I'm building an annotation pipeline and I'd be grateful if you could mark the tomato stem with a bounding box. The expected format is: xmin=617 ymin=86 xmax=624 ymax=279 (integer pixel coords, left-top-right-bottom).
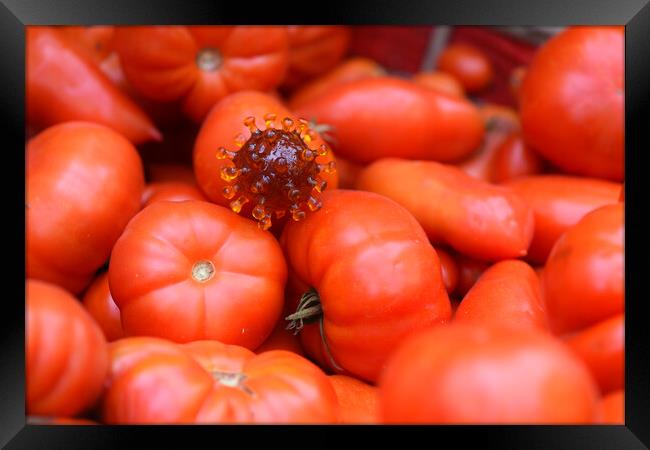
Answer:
xmin=285 ymin=288 xmax=322 ymax=335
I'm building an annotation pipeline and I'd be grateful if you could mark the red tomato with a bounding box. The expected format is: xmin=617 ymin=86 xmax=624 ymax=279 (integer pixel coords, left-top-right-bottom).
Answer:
xmin=295 ymin=77 xmax=484 ymax=164
xmin=141 ymin=181 xmax=207 ymax=208
xmin=282 ymin=26 xmax=352 ymax=89
xmin=509 ymin=66 xmax=527 ymax=101
xmin=281 ymin=190 xmax=451 ymax=382
xmin=255 ymin=316 xmax=305 ymax=357
xmin=108 ymin=200 xmax=286 ymax=348
xmin=597 ymin=390 xmax=624 ymax=424
xmin=58 ymin=26 xmax=115 ymax=64
xmin=82 ymin=272 xmax=124 ymax=342
xmin=113 ymin=26 xmax=289 ymax=123
xmin=356 ymin=158 xmax=534 ymax=261
xmin=504 ymin=175 xmax=621 ymax=264
xmin=146 ymin=163 xmax=197 ymax=185
xmin=519 ymin=27 xmax=624 ymax=180
xmin=542 ymin=204 xmax=624 ymax=334
xmin=435 ymin=247 xmax=459 ymax=295
xmin=437 ymin=43 xmax=494 ymax=93
xmin=329 ymin=375 xmax=379 ymax=424
xmin=27 ymin=27 xmax=160 ymax=144
xmin=102 ymin=338 xmax=338 ymax=423
xmin=379 ymin=324 xmax=599 ymax=423
xmin=288 ymin=57 xmax=385 ymax=110
xmin=453 ymin=254 xmax=490 ymax=298
xmin=27 ymin=122 xmax=145 ymax=294
xmin=454 ymin=260 xmax=548 ymax=330
xmin=27 ymin=280 xmax=109 ymax=417
xmin=332 ymin=153 xmax=364 ymax=190
xmin=489 ymin=133 xmax=544 ymax=183
xmin=565 ymin=314 xmax=624 ymax=394
xmin=412 ymin=71 xmax=465 ymax=98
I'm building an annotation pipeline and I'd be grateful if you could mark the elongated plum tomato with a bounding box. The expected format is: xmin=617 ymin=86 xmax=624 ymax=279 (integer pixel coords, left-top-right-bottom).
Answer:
xmin=82 ymin=272 xmax=124 ymax=342
xmin=193 ymin=91 xmax=338 ymax=231
xmin=519 ymin=27 xmax=624 ymax=180
xmin=102 ymin=337 xmax=338 ymax=423
xmin=356 ymin=158 xmax=534 ymax=261
xmin=543 ymin=203 xmax=624 ymax=334
xmin=295 ymin=77 xmax=484 ymax=164
xmin=26 ymin=122 xmax=145 ymax=294
xmin=108 ymin=200 xmax=286 ymax=348
xmin=329 ymin=375 xmax=379 ymax=424
xmin=27 ymin=280 xmax=109 ymax=417
xmin=379 ymin=324 xmax=599 ymax=424
xmin=113 ymin=26 xmax=289 ymax=123
xmin=281 ymin=190 xmax=451 ymax=383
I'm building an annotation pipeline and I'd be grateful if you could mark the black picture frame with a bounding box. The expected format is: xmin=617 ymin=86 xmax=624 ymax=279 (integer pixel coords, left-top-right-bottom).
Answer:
xmin=3 ymin=0 xmax=648 ymax=448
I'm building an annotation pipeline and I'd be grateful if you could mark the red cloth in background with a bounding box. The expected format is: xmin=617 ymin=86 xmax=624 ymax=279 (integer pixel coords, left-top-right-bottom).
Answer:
xmin=350 ymin=26 xmax=539 ymax=107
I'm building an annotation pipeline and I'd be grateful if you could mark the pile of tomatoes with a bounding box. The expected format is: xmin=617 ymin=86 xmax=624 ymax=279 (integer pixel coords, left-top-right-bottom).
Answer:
xmin=25 ymin=25 xmax=624 ymax=424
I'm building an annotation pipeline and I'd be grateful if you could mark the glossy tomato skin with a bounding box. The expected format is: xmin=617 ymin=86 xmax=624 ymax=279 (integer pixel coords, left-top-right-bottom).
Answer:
xmin=329 ymin=375 xmax=379 ymax=424
xmin=356 ymin=158 xmax=534 ymax=261
xmin=141 ymin=181 xmax=207 ymax=208
xmin=597 ymin=390 xmax=624 ymax=424
xmin=295 ymin=77 xmax=484 ymax=164
xmin=454 ymin=260 xmax=548 ymax=330
xmin=489 ymin=133 xmax=544 ymax=183
xmin=519 ymin=27 xmax=624 ymax=180
xmin=282 ymin=26 xmax=352 ymax=89
xmin=27 ymin=122 xmax=145 ymax=294
xmin=542 ymin=204 xmax=624 ymax=334
xmin=113 ymin=26 xmax=289 ymax=123
xmin=379 ymin=324 xmax=600 ymax=424
xmin=565 ymin=314 xmax=624 ymax=394
xmin=27 ymin=280 xmax=109 ymax=417
xmin=108 ymin=200 xmax=286 ymax=348
xmin=437 ymin=43 xmax=494 ymax=93
xmin=102 ymin=337 xmax=338 ymax=423
xmin=435 ymin=247 xmax=459 ymax=295
xmin=281 ymin=190 xmax=451 ymax=382
xmin=58 ymin=26 xmax=115 ymax=64
xmin=412 ymin=71 xmax=465 ymax=98
xmin=504 ymin=175 xmax=621 ymax=264
xmin=82 ymin=272 xmax=124 ymax=342
xmin=27 ymin=27 xmax=160 ymax=144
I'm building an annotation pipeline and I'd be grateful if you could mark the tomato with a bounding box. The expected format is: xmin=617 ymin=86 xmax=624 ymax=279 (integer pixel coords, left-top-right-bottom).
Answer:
xmin=113 ymin=26 xmax=289 ymax=123
xmin=58 ymin=26 xmax=115 ymax=65
xmin=82 ymin=272 xmax=124 ymax=342
xmin=503 ymin=175 xmax=621 ymax=264
xmin=255 ymin=312 xmax=305 ymax=357
xmin=27 ymin=27 xmax=160 ymax=144
xmin=295 ymin=77 xmax=484 ymax=164
xmin=102 ymin=337 xmax=338 ymax=423
xmin=329 ymin=375 xmax=379 ymax=424
xmin=356 ymin=158 xmax=534 ymax=261
xmin=454 ymin=260 xmax=548 ymax=330
xmin=509 ymin=66 xmax=527 ymax=101
xmin=379 ymin=323 xmax=599 ymax=423
xmin=453 ymin=254 xmax=490 ymax=298
xmin=141 ymin=181 xmax=207 ymax=208
xmin=193 ymin=90 xmax=338 ymax=220
xmin=565 ymin=314 xmax=624 ymax=394
xmin=435 ymin=247 xmax=459 ymax=295
xmin=146 ymin=163 xmax=197 ymax=185
xmin=282 ymin=26 xmax=352 ymax=89
xmin=281 ymin=190 xmax=451 ymax=382
xmin=489 ymin=133 xmax=544 ymax=183
xmin=519 ymin=27 xmax=624 ymax=180
xmin=108 ymin=200 xmax=286 ymax=348
xmin=542 ymin=203 xmax=624 ymax=334
xmin=288 ymin=57 xmax=385 ymax=110
xmin=478 ymin=103 xmax=520 ymax=133
xmin=412 ymin=71 xmax=465 ymax=98
xmin=27 ymin=280 xmax=109 ymax=417
xmin=437 ymin=43 xmax=494 ymax=93
xmin=27 ymin=122 xmax=145 ymax=294
xmin=332 ymin=153 xmax=364 ymax=190
xmin=597 ymin=390 xmax=624 ymax=424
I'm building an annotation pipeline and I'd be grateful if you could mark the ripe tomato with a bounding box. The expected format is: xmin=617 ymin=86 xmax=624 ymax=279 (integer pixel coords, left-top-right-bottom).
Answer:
xmin=435 ymin=247 xmax=459 ymax=295
xmin=437 ymin=43 xmax=494 ymax=93
xmin=412 ymin=71 xmax=465 ymax=98
xmin=255 ymin=313 xmax=305 ymax=357
xmin=519 ymin=27 xmax=624 ymax=180
xmin=27 ymin=280 xmax=109 ymax=417
xmin=282 ymin=26 xmax=352 ymax=89
xmin=58 ymin=26 xmax=115 ymax=65
xmin=542 ymin=203 xmax=624 ymax=334
xmin=503 ymin=175 xmax=621 ymax=264
xmin=27 ymin=27 xmax=160 ymax=144
xmin=331 ymin=153 xmax=364 ymax=190
xmin=108 ymin=200 xmax=286 ymax=348
xmin=27 ymin=122 xmax=145 ymax=294
xmin=478 ymin=103 xmax=520 ymax=133
xmin=82 ymin=272 xmax=124 ymax=342
xmin=597 ymin=390 xmax=624 ymax=424
xmin=356 ymin=158 xmax=534 ymax=261
xmin=113 ymin=26 xmax=289 ymax=123
xmin=295 ymin=77 xmax=484 ymax=164
xmin=281 ymin=190 xmax=451 ymax=382
xmin=102 ymin=337 xmax=338 ymax=423
xmin=565 ymin=314 xmax=624 ymax=394
xmin=379 ymin=324 xmax=599 ymax=423
xmin=489 ymin=133 xmax=544 ymax=183
xmin=141 ymin=181 xmax=207 ymax=208
xmin=453 ymin=254 xmax=490 ymax=298
xmin=288 ymin=57 xmax=385 ymax=109
xmin=329 ymin=375 xmax=379 ymax=424
xmin=454 ymin=260 xmax=548 ymax=330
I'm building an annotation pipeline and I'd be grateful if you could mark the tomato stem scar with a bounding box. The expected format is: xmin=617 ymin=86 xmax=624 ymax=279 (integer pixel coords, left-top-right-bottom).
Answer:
xmin=192 ymin=260 xmax=215 ymax=282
